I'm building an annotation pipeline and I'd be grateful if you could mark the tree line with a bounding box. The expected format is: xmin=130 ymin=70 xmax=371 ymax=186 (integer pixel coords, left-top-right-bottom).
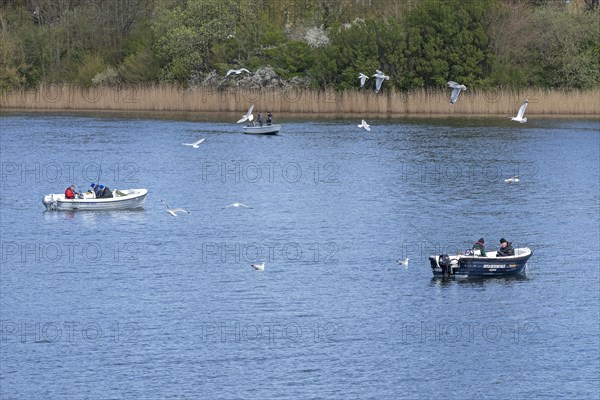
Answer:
xmin=1 ymin=0 xmax=598 ymax=91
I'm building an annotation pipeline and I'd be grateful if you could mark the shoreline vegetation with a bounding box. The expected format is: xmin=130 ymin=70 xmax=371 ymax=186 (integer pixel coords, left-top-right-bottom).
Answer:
xmin=2 ymin=1 xmax=599 ymax=121
xmin=1 ymin=85 xmax=599 ymax=117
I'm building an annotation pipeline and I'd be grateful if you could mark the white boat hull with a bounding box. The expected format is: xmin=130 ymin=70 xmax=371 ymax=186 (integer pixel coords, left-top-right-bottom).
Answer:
xmin=43 ymin=189 xmax=148 ymax=211
xmin=243 ymin=124 xmax=281 ymax=135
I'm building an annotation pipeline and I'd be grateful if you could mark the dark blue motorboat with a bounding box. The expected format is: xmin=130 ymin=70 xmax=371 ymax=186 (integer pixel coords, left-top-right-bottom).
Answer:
xmin=429 ymin=248 xmax=533 ymax=278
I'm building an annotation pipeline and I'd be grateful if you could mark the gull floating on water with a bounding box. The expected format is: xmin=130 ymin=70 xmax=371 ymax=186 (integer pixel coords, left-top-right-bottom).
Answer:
xmin=236 ymin=104 xmax=254 ymax=124
xmin=358 ymin=73 xmax=369 ymax=88
xmin=226 ymin=68 xmax=250 ymax=76
xmin=358 ymin=119 xmax=371 ymax=131
xmin=181 ymin=138 xmax=205 ymax=148
xmin=161 ymin=200 xmax=190 ymax=217
xmin=251 ymin=262 xmax=265 ymax=271
xmin=447 ymin=81 xmax=467 ymax=105
xmin=373 ymin=70 xmax=389 ymax=93
xmin=504 ymin=176 xmax=520 ymax=183
xmin=223 ymin=202 xmax=252 ymax=209
xmin=511 ymin=100 xmax=528 ymax=123
xmin=396 ymin=258 xmax=409 ymax=268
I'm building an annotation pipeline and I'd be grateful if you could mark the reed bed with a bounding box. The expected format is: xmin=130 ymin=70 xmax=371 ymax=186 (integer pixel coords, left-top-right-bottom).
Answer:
xmin=1 ymin=84 xmax=599 ymax=116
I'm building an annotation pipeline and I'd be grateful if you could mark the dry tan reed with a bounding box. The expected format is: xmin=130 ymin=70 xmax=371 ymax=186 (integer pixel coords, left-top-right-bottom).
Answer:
xmin=1 ymin=84 xmax=598 ymax=116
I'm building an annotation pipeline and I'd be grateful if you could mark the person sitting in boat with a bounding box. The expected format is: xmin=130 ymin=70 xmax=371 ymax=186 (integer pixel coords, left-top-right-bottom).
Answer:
xmin=257 ymin=112 xmax=263 ymax=127
xmin=266 ymin=111 xmax=272 ymax=125
xmin=65 ymin=185 xmax=77 ymax=199
xmin=98 ymin=184 xmax=113 ymax=198
xmin=472 ymin=238 xmax=486 ymax=257
xmin=496 ymin=238 xmax=514 ymax=257
xmin=90 ymin=182 xmax=102 ymax=198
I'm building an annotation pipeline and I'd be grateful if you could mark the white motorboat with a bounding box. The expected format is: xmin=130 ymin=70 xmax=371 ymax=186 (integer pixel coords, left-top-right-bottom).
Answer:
xmin=43 ymin=188 xmax=148 ymax=211
xmin=243 ymin=124 xmax=281 ymax=135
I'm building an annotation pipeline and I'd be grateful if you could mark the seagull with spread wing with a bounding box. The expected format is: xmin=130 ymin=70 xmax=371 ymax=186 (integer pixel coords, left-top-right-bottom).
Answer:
xmin=358 ymin=73 xmax=369 ymax=88
xmin=447 ymin=81 xmax=467 ymax=105
xmin=511 ymin=100 xmax=528 ymax=123
xmin=226 ymin=68 xmax=250 ymax=77
xmin=373 ymin=70 xmax=390 ymax=93
xmin=181 ymin=138 xmax=205 ymax=148
xmin=223 ymin=202 xmax=252 ymax=209
xmin=236 ymin=105 xmax=255 ymax=124
xmin=358 ymin=119 xmax=371 ymax=131
xmin=161 ymin=200 xmax=190 ymax=217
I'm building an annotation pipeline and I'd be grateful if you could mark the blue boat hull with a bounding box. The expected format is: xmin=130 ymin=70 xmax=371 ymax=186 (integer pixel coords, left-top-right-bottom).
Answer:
xmin=430 ymin=248 xmax=533 ymax=278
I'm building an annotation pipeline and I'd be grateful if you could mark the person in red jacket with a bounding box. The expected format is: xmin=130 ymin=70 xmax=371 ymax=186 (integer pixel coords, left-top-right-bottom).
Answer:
xmin=65 ymin=185 xmax=77 ymax=199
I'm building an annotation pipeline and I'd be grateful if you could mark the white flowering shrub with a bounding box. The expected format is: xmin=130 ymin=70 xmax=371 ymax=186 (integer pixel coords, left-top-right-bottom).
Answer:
xmin=92 ymin=67 xmax=120 ymax=86
xmin=304 ymin=25 xmax=330 ymax=48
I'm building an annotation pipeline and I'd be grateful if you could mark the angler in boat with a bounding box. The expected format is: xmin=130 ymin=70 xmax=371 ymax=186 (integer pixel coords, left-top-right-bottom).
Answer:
xmin=430 ymin=237 xmax=532 ymax=278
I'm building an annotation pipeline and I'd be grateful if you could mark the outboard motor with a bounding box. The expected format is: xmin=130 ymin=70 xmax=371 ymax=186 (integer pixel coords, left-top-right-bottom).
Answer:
xmin=439 ymin=254 xmax=452 ymax=275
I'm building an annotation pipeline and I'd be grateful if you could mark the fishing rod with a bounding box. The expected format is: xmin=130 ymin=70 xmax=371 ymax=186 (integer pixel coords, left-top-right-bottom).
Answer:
xmin=408 ymin=222 xmax=439 ymax=252
xmin=408 ymin=222 xmax=462 ymax=256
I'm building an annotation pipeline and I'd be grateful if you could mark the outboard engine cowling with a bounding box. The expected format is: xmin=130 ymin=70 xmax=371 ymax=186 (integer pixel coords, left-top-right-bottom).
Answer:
xmin=439 ymin=254 xmax=452 ymax=275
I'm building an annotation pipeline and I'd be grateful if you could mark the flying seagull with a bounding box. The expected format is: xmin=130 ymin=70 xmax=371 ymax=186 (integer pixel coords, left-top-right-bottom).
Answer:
xmin=223 ymin=202 xmax=252 ymax=209
xmin=504 ymin=176 xmax=520 ymax=183
xmin=358 ymin=73 xmax=369 ymax=88
xmin=358 ymin=119 xmax=371 ymax=131
xmin=447 ymin=81 xmax=467 ymax=105
xmin=236 ymin=104 xmax=254 ymax=124
xmin=396 ymin=258 xmax=409 ymax=268
xmin=181 ymin=138 xmax=205 ymax=148
xmin=251 ymin=262 xmax=265 ymax=271
xmin=373 ymin=70 xmax=390 ymax=93
xmin=226 ymin=68 xmax=250 ymax=76
xmin=161 ymin=200 xmax=190 ymax=217
xmin=511 ymin=100 xmax=528 ymax=123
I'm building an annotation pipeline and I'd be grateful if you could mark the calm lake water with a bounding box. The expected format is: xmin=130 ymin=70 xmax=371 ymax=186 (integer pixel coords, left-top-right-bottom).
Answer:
xmin=1 ymin=113 xmax=599 ymax=399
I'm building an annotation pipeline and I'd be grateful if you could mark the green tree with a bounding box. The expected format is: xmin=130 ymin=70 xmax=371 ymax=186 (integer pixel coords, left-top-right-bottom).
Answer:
xmin=264 ymin=41 xmax=315 ymax=79
xmin=531 ymin=5 xmax=600 ymax=88
xmin=210 ymin=9 xmax=285 ymax=72
xmin=404 ymin=0 xmax=493 ymax=88
xmin=0 ymin=6 xmax=29 ymax=88
xmin=483 ymin=1 xmax=538 ymax=87
xmin=311 ymin=19 xmax=406 ymax=90
xmin=152 ymin=0 xmax=252 ymax=82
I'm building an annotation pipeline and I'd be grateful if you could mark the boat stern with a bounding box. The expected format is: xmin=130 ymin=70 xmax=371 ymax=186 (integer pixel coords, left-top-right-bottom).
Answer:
xmin=42 ymin=194 xmax=57 ymax=211
xmin=430 ymin=254 xmax=460 ymax=276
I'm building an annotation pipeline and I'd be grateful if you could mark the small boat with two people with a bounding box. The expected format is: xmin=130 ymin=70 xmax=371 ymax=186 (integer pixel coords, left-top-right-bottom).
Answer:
xmin=429 ymin=239 xmax=533 ymax=278
xmin=43 ymin=187 xmax=148 ymax=211
xmin=429 ymin=248 xmax=533 ymax=278
xmin=237 ymin=105 xmax=281 ymax=135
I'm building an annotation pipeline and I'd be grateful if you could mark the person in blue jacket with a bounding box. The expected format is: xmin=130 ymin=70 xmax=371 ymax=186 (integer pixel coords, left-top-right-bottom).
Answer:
xmin=90 ymin=182 xmax=102 ymax=198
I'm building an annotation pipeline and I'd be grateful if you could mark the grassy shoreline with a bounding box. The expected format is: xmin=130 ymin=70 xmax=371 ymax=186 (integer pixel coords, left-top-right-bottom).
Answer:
xmin=2 ymin=109 xmax=599 ymax=122
xmin=1 ymin=84 xmax=599 ymax=117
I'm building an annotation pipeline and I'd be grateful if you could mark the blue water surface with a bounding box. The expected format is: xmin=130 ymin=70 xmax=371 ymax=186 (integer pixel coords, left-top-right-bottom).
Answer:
xmin=1 ymin=113 xmax=598 ymax=399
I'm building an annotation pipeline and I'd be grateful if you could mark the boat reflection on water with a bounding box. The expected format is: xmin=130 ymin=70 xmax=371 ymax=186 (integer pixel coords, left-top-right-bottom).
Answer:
xmin=43 ymin=208 xmax=147 ymax=225
xmin=430 ymin=273 xmax=530 ymax=287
